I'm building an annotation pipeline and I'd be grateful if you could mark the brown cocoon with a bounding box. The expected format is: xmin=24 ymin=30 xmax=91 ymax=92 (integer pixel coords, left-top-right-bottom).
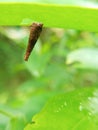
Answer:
xmin=24 ymin=22 xmax=43 ymax=61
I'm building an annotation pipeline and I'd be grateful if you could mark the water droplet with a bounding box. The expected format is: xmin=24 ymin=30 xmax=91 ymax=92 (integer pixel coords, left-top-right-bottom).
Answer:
xmin=79 ymin=103 xmax=83 ymax=111
xmin=88 ymin=112 xmax=92 ymax=116
xmin=64 ymin=102 xmax=67 ymax=106
xmin=54 ymin=110 xmax=59 ymax=113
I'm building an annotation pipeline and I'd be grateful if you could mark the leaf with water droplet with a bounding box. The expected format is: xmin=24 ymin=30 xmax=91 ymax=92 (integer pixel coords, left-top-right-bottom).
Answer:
xmin=25 ymin=87 xmax=98 ymax=130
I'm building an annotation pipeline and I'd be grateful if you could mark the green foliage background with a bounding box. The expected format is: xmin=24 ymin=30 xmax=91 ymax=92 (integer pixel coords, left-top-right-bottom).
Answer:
xmin=1 ymin=0 xmax=98 ymax=130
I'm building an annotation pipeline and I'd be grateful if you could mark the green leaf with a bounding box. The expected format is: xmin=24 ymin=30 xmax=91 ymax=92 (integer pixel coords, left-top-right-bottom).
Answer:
xmin=0 ymin=2 xmax=98 ymax=32
xmin=66 ymin=48 xmax=98 ymax=69
xmin=25 ymin=87 xmax=98 ymax=130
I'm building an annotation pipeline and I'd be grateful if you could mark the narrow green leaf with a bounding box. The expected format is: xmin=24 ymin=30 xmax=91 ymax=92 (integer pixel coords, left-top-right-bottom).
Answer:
xmin=25 ymin=87 xmax=98 ymax=130
xmin=0 ymin=3 xmax=98 ymax=32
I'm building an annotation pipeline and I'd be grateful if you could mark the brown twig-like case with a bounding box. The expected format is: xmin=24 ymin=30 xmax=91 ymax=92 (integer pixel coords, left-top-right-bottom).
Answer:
xmin=24 ymin=22 xmax=43 ymax=61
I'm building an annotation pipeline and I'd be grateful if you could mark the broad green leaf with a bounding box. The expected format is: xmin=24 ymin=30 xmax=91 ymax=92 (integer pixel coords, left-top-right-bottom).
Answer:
xmin=0 ymin=2 xmax=98 ymax=32
xmin=25 ymin=87 xmax=98 ymax=130
xmin=66 ymin=48 xmax=98 ymax=69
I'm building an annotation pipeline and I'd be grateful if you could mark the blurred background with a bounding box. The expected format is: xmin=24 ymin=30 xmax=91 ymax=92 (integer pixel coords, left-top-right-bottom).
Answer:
xmin=1 ymin=0 xmax=98 ymax=129
xmin=1 ymin=26 xmax=98 ymax=130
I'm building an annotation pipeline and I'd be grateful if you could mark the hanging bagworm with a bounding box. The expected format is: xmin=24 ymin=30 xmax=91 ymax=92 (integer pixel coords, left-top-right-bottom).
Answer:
xmin=24 ymin=22 xmax=43 ymax=61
